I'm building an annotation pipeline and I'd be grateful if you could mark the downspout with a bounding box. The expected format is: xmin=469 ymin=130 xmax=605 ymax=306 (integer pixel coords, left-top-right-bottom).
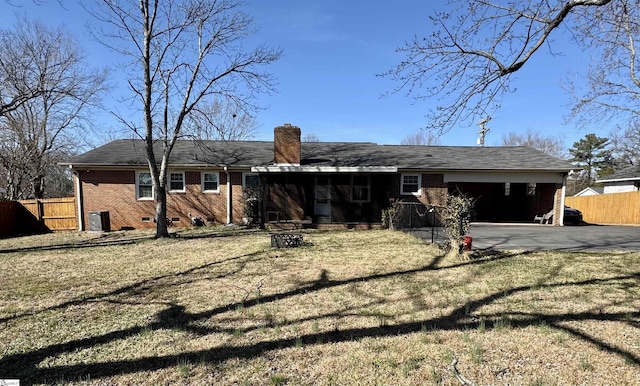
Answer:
xmin=70 ymin=166 xmax=84 ymax=231
xmin=225 ymin=166 xmax=232 ymax=224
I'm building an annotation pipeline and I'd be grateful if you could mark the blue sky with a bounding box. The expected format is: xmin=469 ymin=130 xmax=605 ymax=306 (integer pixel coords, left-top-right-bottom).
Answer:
xmin=3 ymin=0 xmax=610 ymax=151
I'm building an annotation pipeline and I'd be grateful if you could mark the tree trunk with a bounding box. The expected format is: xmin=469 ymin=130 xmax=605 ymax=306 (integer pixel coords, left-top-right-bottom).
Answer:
xmin=155 ymin=185 xmax=169 ymax=238
xmin=32 ymin=175 xmax=45 ymax=199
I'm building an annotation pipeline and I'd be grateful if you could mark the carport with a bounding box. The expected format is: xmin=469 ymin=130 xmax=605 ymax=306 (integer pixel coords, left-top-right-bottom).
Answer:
xmin=444 ymin=171 xmax=565 ymax=224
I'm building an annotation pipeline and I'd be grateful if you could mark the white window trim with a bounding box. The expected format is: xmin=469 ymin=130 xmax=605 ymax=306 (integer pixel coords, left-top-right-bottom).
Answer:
xmin=350 ymin=175 xmax=371 ymax=203
xmin=201 ymin=171 xmax=220 ymax=193
xmin=136 ymin=170 xmax=154 ymax=201
xmin=400 ymin=173 xmax=422 ymax=196
xmin=169 ymin=171 xmax=186 ymax=193
xmin=243 ymin=172 xmax=260 ymax=190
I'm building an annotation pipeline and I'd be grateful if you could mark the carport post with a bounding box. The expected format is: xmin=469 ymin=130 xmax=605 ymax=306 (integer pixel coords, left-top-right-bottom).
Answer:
xmin=559 ymin=174 xmax=567 ymax=226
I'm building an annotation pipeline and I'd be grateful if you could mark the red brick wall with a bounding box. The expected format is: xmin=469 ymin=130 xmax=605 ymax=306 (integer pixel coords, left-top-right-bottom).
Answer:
xmin=421 ymin=174 xmax=447 ymax=206
xmin=274 ymin=124 xmax=301 ymax=164
xmin=387 ymin=173 xmax=446 ymax=206
xmin=78 ymin=169 xmax=246 ymax=230
xmin=553 ymin=184 xmax=563 ymax=226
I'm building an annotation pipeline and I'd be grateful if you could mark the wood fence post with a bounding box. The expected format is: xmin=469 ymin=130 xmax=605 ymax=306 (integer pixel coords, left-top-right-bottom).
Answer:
xmin=37 ymin=199 xmax=44 ymax=222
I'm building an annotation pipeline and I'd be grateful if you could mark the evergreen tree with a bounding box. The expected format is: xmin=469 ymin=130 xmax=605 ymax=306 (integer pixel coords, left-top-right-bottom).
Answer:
xmin=568 ymin=134 xmax=614 ymax=192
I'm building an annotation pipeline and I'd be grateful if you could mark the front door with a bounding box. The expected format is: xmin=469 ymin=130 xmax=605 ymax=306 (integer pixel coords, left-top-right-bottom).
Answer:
xmin=314 ymin=176 xmax=331 ymax=220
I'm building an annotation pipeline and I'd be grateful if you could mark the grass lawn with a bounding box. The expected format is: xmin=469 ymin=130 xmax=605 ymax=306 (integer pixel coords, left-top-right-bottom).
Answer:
xmin=0 ymin=228 xmax=638 ymax=385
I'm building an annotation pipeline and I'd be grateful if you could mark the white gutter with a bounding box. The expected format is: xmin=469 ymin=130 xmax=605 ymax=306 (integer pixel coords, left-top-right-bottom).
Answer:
xmin=251 ymin=166 xmax=398 ymax=173
xmin=224 ymin=166 xmax=232 ymax=224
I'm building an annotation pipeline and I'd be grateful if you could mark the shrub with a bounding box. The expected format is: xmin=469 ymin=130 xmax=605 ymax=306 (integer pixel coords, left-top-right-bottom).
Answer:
xmin=242 ymin=187 xmax=260 ymax=225
xmin=440 ymin=193 xmax=475 ymax=253
xmin=381 ymin=201 xmax=400 ymax=230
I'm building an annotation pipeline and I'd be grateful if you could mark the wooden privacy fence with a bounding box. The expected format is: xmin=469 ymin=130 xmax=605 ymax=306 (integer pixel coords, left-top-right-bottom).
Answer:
xmin=0 ymin=197 xmax=77 ymax=237
xmin=0 ymin=201 xmax=18 ymax=238
xmin=566 ymin=191 xmax=640 ymax=225
xmin=19 ymin=197 xmax=78 ymax=231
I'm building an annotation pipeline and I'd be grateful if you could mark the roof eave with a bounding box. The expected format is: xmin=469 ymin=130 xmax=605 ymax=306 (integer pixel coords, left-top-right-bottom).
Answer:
xmin=398 ymin=168 xmax=574 ymax=173
xmin=62 ymin=162 xmax=253 ymax=170
xmin=596 ymin=176 xmax=640 ymax=183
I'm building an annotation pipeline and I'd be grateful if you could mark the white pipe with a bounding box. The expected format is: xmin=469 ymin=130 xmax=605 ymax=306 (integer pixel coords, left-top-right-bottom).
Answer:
xmin=225 ymin=166 xmax=232 ymax=224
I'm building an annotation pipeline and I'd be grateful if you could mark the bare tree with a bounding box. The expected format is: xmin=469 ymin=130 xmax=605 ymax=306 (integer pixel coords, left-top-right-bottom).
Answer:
xmin=565 ymin=1 xmax=640 ymax=127
xmin=610 ymin=123 xmax=640 ymax=166
xmin=5 ymin=0 xmax=64 ymax=5
xmin=401 ymin=130 xmax=440 ymax=146
xmin=384 ymin=0 xmax=615 ymax=133
xmin=89 ymin=0 xmax=281 ymax=238
xmin=501 ymin=129 xmax=566 ymax=158
xmin=185 ymin=98 xmax=257 ymax=141
xmin=0 ymin=19 xmax=106 ymax=199
xmin=302 ymin=133 xmax=320 ymax=142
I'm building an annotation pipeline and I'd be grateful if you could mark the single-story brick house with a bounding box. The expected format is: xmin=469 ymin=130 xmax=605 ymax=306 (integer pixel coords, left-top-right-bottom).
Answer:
xmin=62 ymin=124 xmax=575 ymax=230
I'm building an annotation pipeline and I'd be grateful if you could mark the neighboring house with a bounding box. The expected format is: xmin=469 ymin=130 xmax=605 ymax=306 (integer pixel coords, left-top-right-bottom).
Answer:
xmin=574 ymin=186 xmax=604 ymax=196
xmin=596 ymin=165 xmax=640 ymax=194
xmin=62 ymin=124 xmax=575 ymax=230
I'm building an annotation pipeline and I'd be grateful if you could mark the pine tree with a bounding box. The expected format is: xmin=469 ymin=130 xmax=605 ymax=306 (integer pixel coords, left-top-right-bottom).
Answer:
xmin=568 ymin=134 xmax=614 ymax=191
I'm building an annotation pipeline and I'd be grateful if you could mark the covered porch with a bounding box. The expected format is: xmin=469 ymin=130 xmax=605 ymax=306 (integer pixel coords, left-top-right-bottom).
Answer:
xmin=251 ymin=168 xmax=400 ymax=227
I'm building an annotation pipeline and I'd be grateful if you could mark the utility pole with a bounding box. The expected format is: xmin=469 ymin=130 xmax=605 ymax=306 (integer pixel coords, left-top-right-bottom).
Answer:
xmin=477 ymin=116 xmax=491 ymax=146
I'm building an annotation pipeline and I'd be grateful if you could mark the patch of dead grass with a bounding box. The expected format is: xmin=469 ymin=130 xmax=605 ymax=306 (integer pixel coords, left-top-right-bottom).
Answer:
xmin=0 ymin=228 xmax=638 ymax=385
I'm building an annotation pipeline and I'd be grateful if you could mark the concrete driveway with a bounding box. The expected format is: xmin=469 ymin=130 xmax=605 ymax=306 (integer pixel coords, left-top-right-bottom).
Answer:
xmin=467 ymin=223 xmax=640 ymax=251
xmin=411 ymin=223 xmax=640 ymax=251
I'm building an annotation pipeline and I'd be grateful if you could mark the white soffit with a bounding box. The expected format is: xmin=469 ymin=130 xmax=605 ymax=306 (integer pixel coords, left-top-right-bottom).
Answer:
xmin=444 ymin=171 xmax=564 ymax=184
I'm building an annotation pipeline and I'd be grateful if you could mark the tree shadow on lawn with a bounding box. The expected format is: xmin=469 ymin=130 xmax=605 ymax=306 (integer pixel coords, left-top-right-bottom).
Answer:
xmin=0 ymin=247 xmax=268 ymax=325
xmin=0 ymin=227 xmax=262 ymax=254
xmin=1 ymin=250 xmax=638 ymax=383
xmin=0 ymin=233 xmax=152 ymax=254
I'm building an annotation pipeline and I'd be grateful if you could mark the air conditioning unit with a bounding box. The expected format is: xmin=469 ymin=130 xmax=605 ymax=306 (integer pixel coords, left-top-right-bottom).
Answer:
xmin=89 ymin=211 xmax=111 ymax=232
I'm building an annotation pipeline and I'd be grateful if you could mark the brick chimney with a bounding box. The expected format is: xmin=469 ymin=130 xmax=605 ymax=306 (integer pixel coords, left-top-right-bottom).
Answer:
xmin=274 ymin=123 xmax=301 ymax=165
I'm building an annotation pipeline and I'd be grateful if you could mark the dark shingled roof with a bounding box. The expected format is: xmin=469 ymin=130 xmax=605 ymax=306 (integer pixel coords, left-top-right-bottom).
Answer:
xmin=64 ymin=139 xmax=574 ymax=172
xmin=597 ymin=165 xmax=640 ymax=182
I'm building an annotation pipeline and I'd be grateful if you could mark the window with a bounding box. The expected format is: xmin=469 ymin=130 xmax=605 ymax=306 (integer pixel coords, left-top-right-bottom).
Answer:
xmin=401 ymin=174 xmax=421 ymax=195
xmin=244 ymin=173 xmax=260 ymax=190
xmin=202 ymin=172 xmax=220 ymax=193
xmin=351 ymin=175 xmax=370 ymax=202
xmin=137 ymin=171 xmax=153 ymax=200
xmin=169 ymin=172 xmax=185 ymax=192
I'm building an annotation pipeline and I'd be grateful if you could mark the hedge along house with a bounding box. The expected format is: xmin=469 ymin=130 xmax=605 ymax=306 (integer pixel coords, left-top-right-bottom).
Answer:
xmin=63 ymin=124 xmax=576 ymax=231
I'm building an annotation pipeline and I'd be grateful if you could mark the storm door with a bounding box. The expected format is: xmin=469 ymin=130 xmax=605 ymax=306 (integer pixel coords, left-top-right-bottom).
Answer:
xmin=314 ymin=176 xmax=331 ymax=219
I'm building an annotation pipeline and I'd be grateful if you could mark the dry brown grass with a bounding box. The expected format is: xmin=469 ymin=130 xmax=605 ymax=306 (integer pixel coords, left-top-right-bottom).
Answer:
xmin=0 ymin=228 xmax=638 ymax=385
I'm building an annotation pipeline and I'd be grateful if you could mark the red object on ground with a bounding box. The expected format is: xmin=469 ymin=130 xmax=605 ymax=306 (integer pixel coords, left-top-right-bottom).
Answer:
xmin=463 ymin=235 xmax=473 ymax=251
